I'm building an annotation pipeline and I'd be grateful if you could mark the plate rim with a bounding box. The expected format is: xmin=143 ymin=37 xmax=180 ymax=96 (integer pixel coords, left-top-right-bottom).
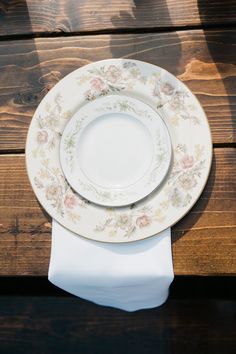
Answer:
xmin=25 ymin=58 xmax=213 ymax=243
xmin=59 ymin=93 xmax=173 ymax=207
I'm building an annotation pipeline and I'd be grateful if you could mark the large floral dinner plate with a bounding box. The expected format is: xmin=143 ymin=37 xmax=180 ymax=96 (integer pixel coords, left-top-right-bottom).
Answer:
xmin=26 ymin=59 xmax=212 ymax=243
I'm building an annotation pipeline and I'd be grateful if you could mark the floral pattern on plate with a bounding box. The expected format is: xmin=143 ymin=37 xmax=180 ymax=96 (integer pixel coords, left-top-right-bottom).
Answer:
xmin=78 ymin=62 xmax=201 ymax=127
xmin=94 ymin=144 xmax=205 ymax=237
xmin=30 ymin=94 xmax=88 ymax=222
xmin=78 ymin=63 xmax=145 ymax=101
xmin=32 ymin=94 xmax=73 ymax=159
xmin=34 ymin=159 xmax=87 ymax=223
xmin=26 ymin=59 xmax=212 ymax=242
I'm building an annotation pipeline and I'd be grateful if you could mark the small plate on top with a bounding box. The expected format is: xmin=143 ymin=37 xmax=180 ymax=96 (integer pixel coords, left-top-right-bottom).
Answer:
xmin=60 ymin=95 xmax=172 ymax=207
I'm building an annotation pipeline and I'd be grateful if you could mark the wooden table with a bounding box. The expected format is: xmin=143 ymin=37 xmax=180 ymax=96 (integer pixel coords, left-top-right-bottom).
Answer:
xmin=0 ymin=1 xmax=235 ymax=353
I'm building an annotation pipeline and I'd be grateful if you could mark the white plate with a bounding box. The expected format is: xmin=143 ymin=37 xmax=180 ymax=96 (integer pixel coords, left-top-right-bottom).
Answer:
xmin=26 ymin=59 xmax=212 ymax=243
xmin=60 ymin=95 xmax=172 ymax=206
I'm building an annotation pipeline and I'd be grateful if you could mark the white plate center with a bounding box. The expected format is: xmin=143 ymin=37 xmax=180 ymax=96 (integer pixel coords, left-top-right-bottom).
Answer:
xmin=77 ymin=112 xmax=154 ymax=189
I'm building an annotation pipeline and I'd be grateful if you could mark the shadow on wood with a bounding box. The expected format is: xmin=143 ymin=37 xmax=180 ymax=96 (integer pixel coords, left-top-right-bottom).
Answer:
xmin=198 ymin=0 xmax=236 ymax=143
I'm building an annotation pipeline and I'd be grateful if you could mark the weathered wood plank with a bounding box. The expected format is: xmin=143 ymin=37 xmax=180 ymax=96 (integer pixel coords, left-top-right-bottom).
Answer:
xmin=0 ymin=29 xmax=235 ymax=151
xmin=0 ymin=296 xmax=235 ymax=354
xmin=0 ymin=0 xmax=236 ymax=36
xmin=0 ymin=148 xmax=235 ymax=276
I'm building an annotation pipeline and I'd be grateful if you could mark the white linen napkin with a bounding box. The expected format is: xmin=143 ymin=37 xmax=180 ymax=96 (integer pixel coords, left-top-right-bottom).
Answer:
xmin=48 ymin=220 xmax=174 ymax=311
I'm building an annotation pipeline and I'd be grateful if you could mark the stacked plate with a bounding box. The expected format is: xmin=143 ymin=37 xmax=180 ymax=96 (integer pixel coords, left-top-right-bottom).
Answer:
xmin=26 ymin=59 xmax=212 ymax=243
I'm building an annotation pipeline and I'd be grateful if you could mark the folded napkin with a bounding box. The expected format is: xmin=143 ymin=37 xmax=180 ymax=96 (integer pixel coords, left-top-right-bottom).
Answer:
xmin=48 ymin=220 xmax=174 ymax=311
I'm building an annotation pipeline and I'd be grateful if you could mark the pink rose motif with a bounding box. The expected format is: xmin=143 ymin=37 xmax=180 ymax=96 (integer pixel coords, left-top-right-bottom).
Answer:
xmin=37 ymin=130 xmax=48 ymax=144
xmin=105 ymin=65 xmax=122 ymax=83
xmin=136 ymin=215 xmax=150 ymax=228
xmin=90 ymin=77 xmax=106 ymax=92
xmin=160 ymin=82 xmax=174 ymax=96
xmin=181 ymin=155 xmax=194 ymax=169
xmin=64 ymin=194 xmax=78 ymax=209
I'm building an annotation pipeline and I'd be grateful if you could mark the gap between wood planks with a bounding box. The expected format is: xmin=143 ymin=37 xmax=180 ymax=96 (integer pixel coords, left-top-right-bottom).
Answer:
xmin=0 ymin=23 xmax=236 ymax=42
xmin=0 ymin=144 xmax=235 ymax=156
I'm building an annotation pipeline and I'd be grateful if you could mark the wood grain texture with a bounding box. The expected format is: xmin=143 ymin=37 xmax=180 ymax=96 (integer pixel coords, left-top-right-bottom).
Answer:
xmin=0 ymin=29 xmax=235 ymax=151
xmin=0 ymin=148 xmax=235 ymax=276
xmin=0 ymin=0 xmax=236 ymax=36
xmin=0 ymin=296 xmax=235 ymax=354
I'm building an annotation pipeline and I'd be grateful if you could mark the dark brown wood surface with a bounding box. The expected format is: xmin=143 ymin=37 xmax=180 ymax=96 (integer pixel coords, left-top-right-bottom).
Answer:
xmin=0 ymin=296 xmax=235 ymax=354
xmin=0 ymin=0 xmax=236 ymax=36
xmin=0 ymin=28 xmax=235 ymax=152
xmin=0 ymin=276 xmax=235 ymax=353
xmin=0 ymin=148 xmax=235 ymax=276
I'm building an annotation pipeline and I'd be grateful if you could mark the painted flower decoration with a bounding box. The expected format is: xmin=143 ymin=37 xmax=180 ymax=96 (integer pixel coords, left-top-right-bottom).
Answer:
xmin=181 ymin=154 xmax=194 ymax=169
xmin=169 ymin=188 xmax=183 ymax=208
xmin=105 ymin=65 xmax=122 ymax=83
xmin=116 ymin=214 xmax=131 ymax=229
xmin=153 ymin=82 xmax=160 ymax=97
xmin=178 ymin=174 xmax=197 ymax=190
xmin=169 ymin=187 xmax=191 ymax=208
xmin=90 ymin=77 xmax=107 ymax=92
xmin=64 ymin=193 xmax=79 ymax=209
xmin=136 ymin=215 xmax=150 ymax=228
xmin=45 ymin=183 xmax=62 ymax=202
xmin=160 ymin=82 xmax=174 ymax=96
xmin=170 ymin=91 xmax=186 ymax=111
xmin=37 ymin=130 xmax=48 ymax=144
